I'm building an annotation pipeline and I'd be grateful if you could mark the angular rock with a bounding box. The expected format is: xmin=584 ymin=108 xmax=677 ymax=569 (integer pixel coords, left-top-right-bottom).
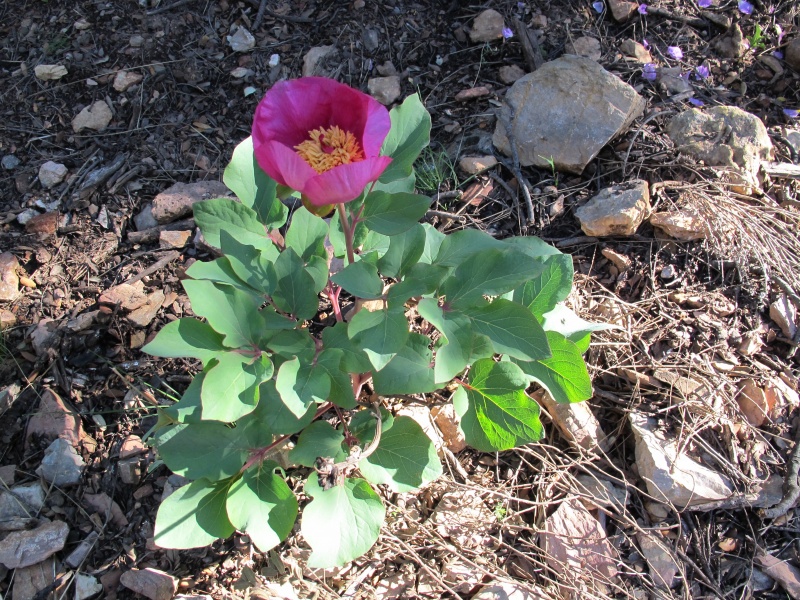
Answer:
xmin=657 ymin=67 xmax=693 ymax=95
xmin=601 ymin=248 xmax=631 ymax=272
xmin=0 ymin=464 xmax=15 ymax=485
xmin=539 ymin=498 xmax=618 ymax=584
xmin=430 ymin=404 xmax=467 ymax=453
xmin=38 ymin=161 xmax=68 ymax=188
xmin=770 ymin=294 xmax=797 ymax=339
xmin=458 ymin=155 xmax=497 ymax=174
xmin=499 ymin=64 xmax=526 ymax=84
xmin=494 ymin=55 xmax=645 ymax=174
xmin=630 ymin=412 xmax=733 ymax=508
xmin=0 ymin=308 xmax=16 ymax=328
xmin=0 ymin=520 xmax=69 ymax=569
xmin=608 ymin=0 xmax=639 ymax=21
xmin=667 ymin=106 xmax=773 ymax=194
xmin=13 ymin=557 xmax=56 ymax=600
xmin=151 ymin=180 xmax=230 ymax=224
xmin=31 ymin=318 xmax=59 ymax=356
xmin=159 ymin=229 xmax=191 ymax=249
xmin=786 ymin=37 xmax=800 ymax=71
xmin=574 ymin=474 xmax=628 ymax=511
xmin=126 ymin=289 xmax=165 ymax=327
xmin=536 ymin=390 xmax=607 ymax=452
xmin=34 ymin=64 xmax=68 ymax=81
xmin=575 ymin=179 xmax=651 ymax=236
xmin=113 ymin=70 xmax=143 ymax=92
xmin=712 ymin=23 xmax=747 ymax=59
xmin=65 ymin=531 xmax=99 ymax=568
xmin=83 ymin=492 xmax=128 ymax=528
xmin=0 ymin=252 xmax=20 ymax=301
xmin=567 ymin=36 xmax=602 ymax=61
xmin=367 ymin=76 xmax=401 ymax=106
xmin=134 ymin=203 xmax=159 ymax=231
xmin=119 ymin=457 xmax=142 ymax=485
xmin=0 ymin=482 xmax=45 ymax=527
xmin=120 ymin=434 xmax=147 ymax=458
xmin=120 ymin=568 xmax=178 ymax=600
xmin=26 ymin=211 xmax=59 ymax=235
xmin=36 ymin=437 xmax=85 ymax=486
xmin=620 ymin=39 xmax=652 ymax=63
xmin=26 ymin=388 xmax=85 ymax=449
xmin=470 ymin=9 xmax=505 ymax=43
xmin=302 ymin=45 xmax=338 ymax=77
xmin=72 ymin=101 xmax=113 ymax=133
xmin=650 ymin=210 xmax=707 ymax=241
xmin=75 ymin=573 xmax=104 ymax=600
xmin=227 ymin=26 xmax=255 ymax=52
xmin=637 ymin=532 xmax=680 ymax=589
xmin=98 ymin=281 xmax=148 ymax=311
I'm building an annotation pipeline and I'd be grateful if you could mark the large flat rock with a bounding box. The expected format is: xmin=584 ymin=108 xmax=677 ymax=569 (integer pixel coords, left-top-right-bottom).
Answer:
xmin=493 ymin=55 xmax=645 ymax=174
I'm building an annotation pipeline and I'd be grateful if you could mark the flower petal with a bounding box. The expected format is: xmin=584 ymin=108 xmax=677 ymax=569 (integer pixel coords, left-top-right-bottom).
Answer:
xmin=302 ymin=156 xmax=393 ymax=205
xmin=254 ymin=140 xmax=318 ymax=191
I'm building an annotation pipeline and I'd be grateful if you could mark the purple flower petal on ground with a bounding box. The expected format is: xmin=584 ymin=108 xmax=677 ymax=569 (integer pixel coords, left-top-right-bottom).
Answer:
xmin=679 ymin=71 xmax=691 ymax=81
xmin=642 ymin=38 xmax=650 ymax=49
xmin=502 ymin=27 xmax=514 ymax=39
xmin=642 ymin=63 xmax=658 ymax=81
xmin=689 ymin=98 xmax=705 ymax=107
xmin=592 ymin=1 xmax=604 ymax=13
xmin=638 ymin=4 xmax=647 ymax=14
xmin=667 ymin=46 xmax=683 ymax=60
xmin=772 ymin=51 xmax=783 ymax=60
xmin=738 ymin=1 xmax=753 ymax=14
xmin=698 ymin=0 xmax=712 ymax=7
xmin=518 ymin=1 xmax=526 ymax=8
xmin=784 ymin=108 xmax=799 ymax=119
xmin=695 ymin=65 xmax=710 ymax=79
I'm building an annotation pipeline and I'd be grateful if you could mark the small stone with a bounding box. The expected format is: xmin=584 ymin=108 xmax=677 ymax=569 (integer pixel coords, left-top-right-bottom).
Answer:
xmin=0 ymin=482 xmax=45 ymax=525
xmin=2 ymin=155 xmax=21 ymax=170
xmin=769 ymin=294 xmax=797 ymax=339
xmin=499 ymin=64 xmax=526 ymax=84
xmin=458 ymin=155 xmax=498 ymax=174
xmin=119 ymin=457 xmax=142 ymax=485
xmin=98 ymin=281 xmax=148 ymax=311
xmin=134 ymin=203 xmax=159 ymax=231
xmin=113 ymin=70 xmax=143 ymax=92
xmin=455 ymin=86 xmax=491 ymax=101
xmin=0 ymin=252 xmax=20 ymax=301
xmin=120 ymin=568 xmax=178 ymax=600
xmin=34 ymin=64 xmax=68 ymax=81
xmin=25 ymin=211 xmax=59 ymax=235
xmin=712 ymin=23 xmax=747 ymax=59
xmin=120 ymin=434 xmax=146 ymax=458
xmin=151 ymin=180 xmax=230 ymax=224
xmin=567 ymin=36 xmax=602 ymax=61
xmin=759 ymin=55 xmax=783 ymax=75
xmin=126 ymin=289 xmax=165 ymax=327
xmin=36 ymin=437 xmax=85 ymax=486
xmin=13 ymin=557 xmax=57 ymax=600
xmin=0 ymin=309 xmax=16 ymax=329
xmin=65 ymin=531 xmax=99 ymax=569
xmin=302 ymin=45 xmax=338 ymax=77
xmin=376 ymin=60 xmax=397 ymax=76
xmin=230 ymin=67 xmax=254 ymax=78
xmin=75 ymin=573 xmax=103 ymax=600
xmin=26 ymin=388 xmax=85 ymax=449
xmin=536 ymin=390 xmax=608 ymax=452
xmin=367 ymin=76 xmax=401 ymax=105
xmin=601 ymin=248 xmax=631 ymax=272
xmin=470 ymin=9 xmax=505 ymax=43
xmin=31 ymin=318 xmax=59 ymax=355
xmin=786 ymin=37 xmax=800 ymax=71
xmin=608 ymin=0 xmax=639 ymax=22
xmin=0 ymin=464 xmax=15 ymax=485
xmin=620 ymin=39 xmax=652 ymax=63
xmin=227 ymin=27 xmax=255 ymax=52
xmin=159 ymin=229 xmax=191 ymax=249
xmin=72 ymin=101 xmax=113 ymax=133
xmin=129 ymin=34 xmax=144 ymax=47
xmin=83 ymin=492 xmax=128 ymax=528
xmin=38 ymin=161 xmax=68 ymax=188
xmin=430 ymin=404 xmax=467 ymax=453
xmin=650 ymin=210 xmax=707 ymax=241
xmin=16 ymin=208 xmax=39 ymax=225
xmin=575 ymin=179 xmax=651 ymax=237
xmin=0 ymin=519 xmax=69 ymax=569
xmin=637 ymin=532 xmax=680 ymax=589
xmin=133 ymin=484 xmax=154 ymax=500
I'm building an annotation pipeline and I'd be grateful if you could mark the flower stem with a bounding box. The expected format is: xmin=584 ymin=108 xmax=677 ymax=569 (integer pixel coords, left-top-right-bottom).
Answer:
xmin=337 ymin=203 xmax=356 ymax=266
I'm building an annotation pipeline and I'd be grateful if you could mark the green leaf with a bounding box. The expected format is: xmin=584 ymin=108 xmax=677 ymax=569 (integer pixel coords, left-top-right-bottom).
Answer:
xmin=285 ymin=206 xmax=329 ymax=262
xmin=155 ymin=422 xmax=247 ymax=481
xmin=453 ymin=359 xmax=544 ymax=452
xmin=201 ymin=352 xmax=272 ymax=422
xmin=469 ymin=299 xmax=551 ymax=362
xmin=265 ymin=329 xmax=315 ymax=362
xmin=186 ymin=257 xmax=255 ymax=291
xmin=417 ymin=299 xmax=472 ymax=383
xmin=348 ymin=307 xmax=409 ymax=371
xmin=321 ymin=322 xmax=373 ymax=374
xmin=302 ymin=476 xmax=385 ymax=568
xmin=349 ymin=407 xmax=394 ymax=444
xmin=329 ymin=209 xmax=368 ymax=258
xmin=305 ymin=254 xmax=329 ymax=293
xmin=434 ymin=229 xmax=503 ymax=267
xmin=272 ymin=248 xmax=318 ymax=320
xmin=356 ymin=416 xmax=442 ymax=492
xmin=440 ymin=248 xmax=544 ymax=309
xmin=275 ymin=357 xmax=331 ymax=418
xmin=514 ymin=331 xmax=592 ymax=404
xmin=372 ymin=172 xmax=416 ymax=194
xmin=245 ymin=379 xmax=315 ymax=436
xmin=541 ymin=303 xmax=616 ymax=353
xmin=331 ymin=261 xmax=383 ymax=299
xmin=362 ymin=191 xmax=432 ymax=236
xmin=223 ymin=136 xmax=287 ymax=229
xmin=386 ymin=262 xmax=450 ymax=304
xmin=513 ymin=254 xmax=574 ymax=319
xmin=379 ymin=93 xmax=431 ymax=183
xmin=288 ymin=421 xmax=347 ymax=467
xmin=143 ymin=318 xmax=227 ymax=365
xmin=154 ymin=478 xmax=234 ymax=549
xmin=315 ymin=349 xmax=357 ymax=408
xmin=219 ymin=230 xmax=278 ymax=296
xmin=419 ymin=223 xmax=446 ymax=264
xmin=162 ymin=371 xmax=205 ymax=423
xmin=193 ymin=198 xmax=272 ymax=252
xmin=378 ymin=223 xmax=426 ymax=278
xmin=226 ymin=462 xmax=298 ymax=553
xmin=372 ymin=333 xmax=436 ymax=395
xmin=502 ymin=235 xmax=562 ymax=258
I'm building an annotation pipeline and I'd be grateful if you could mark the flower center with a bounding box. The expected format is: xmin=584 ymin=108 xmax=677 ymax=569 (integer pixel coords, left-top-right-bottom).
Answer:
xmin=294 ymin=126 xmax=365 ymax=174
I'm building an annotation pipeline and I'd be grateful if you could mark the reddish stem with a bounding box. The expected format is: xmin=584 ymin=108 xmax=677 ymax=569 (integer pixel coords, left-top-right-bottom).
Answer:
xmin=336 ymin=203 xmax=356 ymax=266
xmin=326 ymin=281 xmax=344 ymax=322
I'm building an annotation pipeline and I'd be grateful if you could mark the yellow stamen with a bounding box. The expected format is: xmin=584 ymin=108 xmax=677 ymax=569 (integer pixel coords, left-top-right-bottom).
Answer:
xmin=295 ymin=126 xmax=365 ymax=174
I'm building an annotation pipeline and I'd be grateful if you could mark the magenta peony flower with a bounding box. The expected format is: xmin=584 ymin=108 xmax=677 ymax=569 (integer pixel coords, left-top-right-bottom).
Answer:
xmin=252 ymin=77 xmax=393 ymax=206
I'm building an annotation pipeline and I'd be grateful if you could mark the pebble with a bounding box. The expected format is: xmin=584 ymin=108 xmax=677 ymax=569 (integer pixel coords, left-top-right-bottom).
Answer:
xmin=367 ymin=76 xmax=401 ymax=105
xmin=120 ymin=434 xmax=147 ymax=458
xmin=0 ymin=252 xmax=20 ymax=301
xmin=458 ymin=155 xmax=498 ymax=174
xmin=0 ymin=519 xmax=70 ymax=569
xmin=470 ymin=9 xmax=505 ymax=42
xmin=34 ymin=64 xmax=68 ymax=81
xmin=120 ymin=568 xmax=178 ymax=600
xmin=499 ymin=64 xmax=526 ymax=84
xmin=36 ymin=437 xmax=85 ymax=486
xmin=83 ymin=492 xmax=129 ymax=528
xmin=126 ymin=289 xmax=166 ymax=327
xmin=113 ymin=70 xmax=144 ymax=92
xmin=660 ymin=265 xmax=676 ymax=280
xmin=151 ymin=180 xmax=230 ymax=224
xmin=2 ymin=155 xmax=20 ymax=170
xmin=75 ymin=573 xmax=104 ymax=600
xmin=227 ymin=26 xmax=255 ymax=52
xmin=72 ymin=100 xmax=113 ymax=133
xmin=65 ymin=531 xmax=99 ymax=568
xmin=159 ymin=229 xmax=192 ymax=249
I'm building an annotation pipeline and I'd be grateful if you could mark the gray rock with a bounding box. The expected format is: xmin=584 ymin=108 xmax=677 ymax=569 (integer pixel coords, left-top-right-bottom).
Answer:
xmin=72 ymin=101 xmax=113 ymax=133
xmin=0 ymin=482 xmax=46 ymax=528
xmin=36 ymin=437 xmax=85 ymax=486
xmin=0 ymin=252 xmax=20 ymax=302
xmin=499 ymin=64 xmax=526 ymax=84
xmin=637 ymin=532 xmax=680 ymax=589
xmin=575 ymin=179 xmax=651 ymax=236
xmin=15 ymin=208 xmax=39 ymax=225
xmin=787 ymin=37 xmax=800 ymax=71
xmin=608 ymin=0 xmax=638 ymax=21
xmin=2 ymin=155 xmax=21 ymax=170
xmin=367 ymin=76 xmax=401 ymax=106
xmin=302 ymin=45 xmax=338 ymax=77
xmin=493 ymin=55 xmax=645 ymax=174
xmin=75 ymin=573 xmax=103 ymax=600
xmin=227 ymin=26 xmax=255 ymax=52
xmin=567 ymin=36 xmax=602 ymax=61
xmin=630 ymin=412 xmax=734 ymax=508
xmin=120 ymin=568 xmax=178 ymax=600
xmin=151 ymin=180 xmax=230 ymax=224
xmin=667 ymin=106 xmax=773 ymax=194
xmin=13 ymin=557 xmax=56 ymax=600
xmin=657 ymin=67 xmax=692 ymax=95
xmin=0 ymin=519 xmax=70 ymax=569
xmin=134 ymin=203 xmax=159 ymax=231
xmin=113 ymin=70 xmax=143 ymax=92
xmin=470 ymin=9 xmax=505 ymax=43
xmin=712 ymin=23 xmax=747 ymax=59
xmin=65 ymin=531 xmax=99 ymax=569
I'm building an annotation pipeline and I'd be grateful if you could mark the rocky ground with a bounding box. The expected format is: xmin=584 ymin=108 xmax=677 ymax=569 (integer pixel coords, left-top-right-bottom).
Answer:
xmin=1 ymin=0 xmax=800 ymax=598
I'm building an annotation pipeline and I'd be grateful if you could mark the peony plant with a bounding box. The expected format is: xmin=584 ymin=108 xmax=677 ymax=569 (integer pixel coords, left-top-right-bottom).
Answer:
xmin=143 ymin=77 xmax=600 ymax=567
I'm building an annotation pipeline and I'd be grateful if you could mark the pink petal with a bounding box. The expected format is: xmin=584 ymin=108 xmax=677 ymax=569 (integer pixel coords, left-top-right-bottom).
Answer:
xmin=254 ymin=140 xmax=317 ymax=191
xmin=302 ymin=156 xmax=393 ymax=205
